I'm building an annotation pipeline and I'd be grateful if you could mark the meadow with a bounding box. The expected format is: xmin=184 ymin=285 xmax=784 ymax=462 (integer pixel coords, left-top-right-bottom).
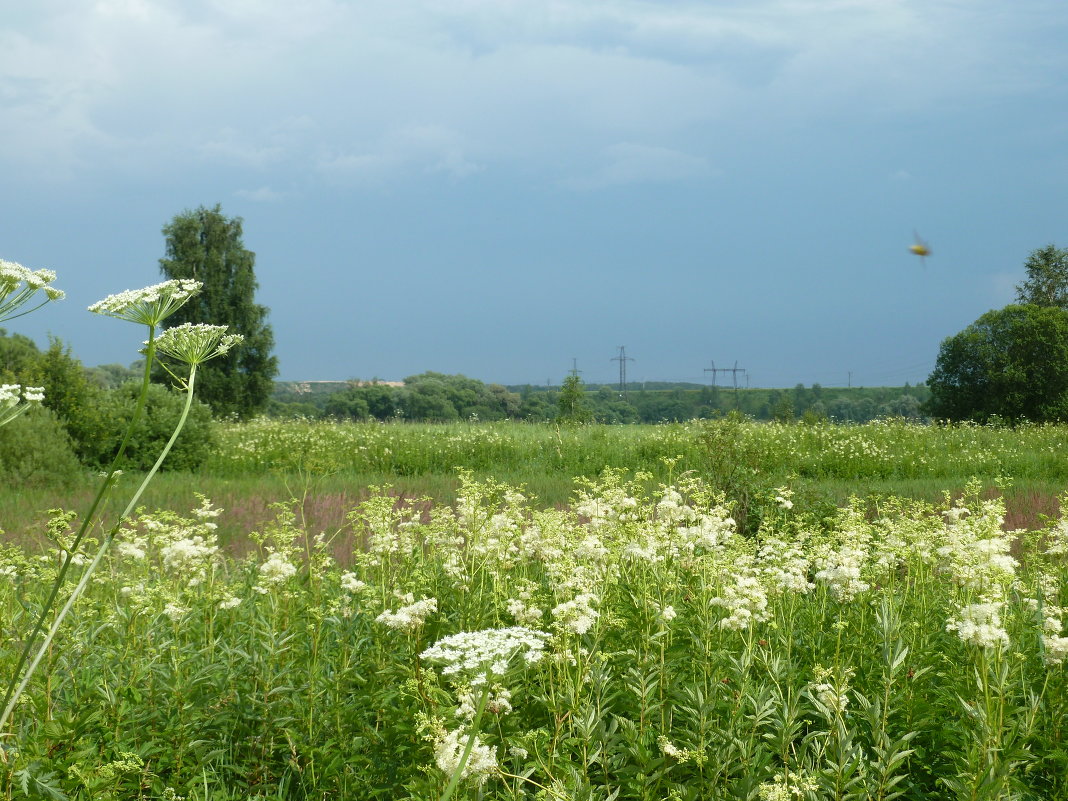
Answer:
xmin=2 ymin=417 xmax=1068 ymax=799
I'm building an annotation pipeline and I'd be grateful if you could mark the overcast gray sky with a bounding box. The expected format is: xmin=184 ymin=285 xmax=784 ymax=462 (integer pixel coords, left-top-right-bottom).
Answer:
xmin=3 ymin=0 xmax=1067 ymax=387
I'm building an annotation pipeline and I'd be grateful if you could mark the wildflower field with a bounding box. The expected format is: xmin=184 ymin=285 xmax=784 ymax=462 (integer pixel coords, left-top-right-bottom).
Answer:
xmin=3 ymin=468 xmax=1068 ymax=800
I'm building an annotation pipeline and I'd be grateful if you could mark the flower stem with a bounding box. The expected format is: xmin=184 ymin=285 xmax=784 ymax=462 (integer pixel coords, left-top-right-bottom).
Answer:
xmin=0 ymin=356 xmax=196 ymax=733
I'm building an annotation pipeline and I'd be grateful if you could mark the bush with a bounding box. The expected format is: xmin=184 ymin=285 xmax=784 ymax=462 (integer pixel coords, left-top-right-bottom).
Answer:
xmin=91 ymin=381 xmax=217 ymax=471
xmin=0 ymin=407 xmax=84 ymax=487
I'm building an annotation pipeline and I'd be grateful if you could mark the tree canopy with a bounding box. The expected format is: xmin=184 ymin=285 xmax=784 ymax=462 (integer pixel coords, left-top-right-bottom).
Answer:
xmin=1015 ymin=244 xmax=1068 ymax=309
xmin=925 ymin=304 xmax=1068 ymax=423
xmin=159 ymin=204 xmax=278 ymax=418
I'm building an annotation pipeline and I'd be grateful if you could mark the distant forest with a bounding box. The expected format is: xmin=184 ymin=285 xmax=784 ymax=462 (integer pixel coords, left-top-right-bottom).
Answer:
xmin=269 ymin=373 xmax=930 ymax=424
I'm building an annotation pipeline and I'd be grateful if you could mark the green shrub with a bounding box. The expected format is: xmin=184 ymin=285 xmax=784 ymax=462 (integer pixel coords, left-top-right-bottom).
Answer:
xmin=91 ymin=381 xmax=217 ymax=471
xmin=0 ymin=407 xmax=83 ymax=486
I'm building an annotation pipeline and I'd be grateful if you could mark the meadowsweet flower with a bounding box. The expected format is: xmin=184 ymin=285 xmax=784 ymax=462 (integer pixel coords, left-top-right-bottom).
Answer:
xmin=814 ymin=542 xmax=870 ymax=601
xmin=0 ymin=258 xmax=63 ymax=322
xmin=255 ymin=551 xmax=298 ymax=593
xmin=711 ymin=561 xmax=771 ymax=630
xmin=551 ymin=593 xmax=599 ymax=635
xmin=151 ymin=322 xmax=243 ymax=365
xmin=505 ymin=598 xmax=544 ymax=625
xmin=658 ymin=604 xmax=678 ymax=623
xmin=340 ymin=571 xmax=366 ymax=594
xmin=809 ymin=665 xmax=853 ymax=717
xmin=456 ymin=686 xmax=512 ymax=719
xmin=757 ymin=771 xmax=819 ymax=801
xmin=376 ymin=597 xmax=438 ymax=630
xmin=433 ymin=728 xmax=497 ymax=784
xmin=89 ymin=279 xmax=201 ymax=326
xmin=946 ymin=600 xmax=1010 ymax=649
xmin=163 ymin=602 xmax=188 ymax=622
xmin=421 ymin=626 xmax=550 ymax=683
xmin=218 ymin=595 xmax=242 ymax=610
xmin=161 ymin=535 xmax=219 ymax=585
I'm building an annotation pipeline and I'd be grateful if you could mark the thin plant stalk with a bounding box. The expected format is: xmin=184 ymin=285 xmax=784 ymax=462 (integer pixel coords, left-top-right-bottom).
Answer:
xmin=0 ymin=352 xmax=198 ymax=733
xmin=0 ymin=333 xmax=158 ymax=731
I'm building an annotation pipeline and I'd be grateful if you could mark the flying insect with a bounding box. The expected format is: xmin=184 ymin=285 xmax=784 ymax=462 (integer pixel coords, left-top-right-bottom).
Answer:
xmin=909 ymin=232 xmax=931 ymax=266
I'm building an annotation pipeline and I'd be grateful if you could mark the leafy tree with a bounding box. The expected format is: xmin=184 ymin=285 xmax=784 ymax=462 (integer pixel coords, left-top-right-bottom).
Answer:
xmin=925 ymin=304 xmax=1068 ymax=422
xmin=159 ymin=204 xmax=278 ymax=418
xmin=557 ymin=375 xmax=592 ymax=423
xmin=1015 ymin=244 xmax=1068 ymax=309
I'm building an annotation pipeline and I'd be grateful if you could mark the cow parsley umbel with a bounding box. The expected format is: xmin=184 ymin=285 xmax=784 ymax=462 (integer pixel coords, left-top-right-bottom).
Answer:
xmin=88 ymin=279 xmax=201 ymax=326
xmin=151 ymin=323 xmax=243 ymax=366
xmin=0 ymin=258 xmax=63 ymax=323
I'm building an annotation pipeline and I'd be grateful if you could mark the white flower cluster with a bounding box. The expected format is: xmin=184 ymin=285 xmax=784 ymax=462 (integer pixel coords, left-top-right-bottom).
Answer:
xmin=255 ymin=552 xmax=298 ymax=593
xmin=551 ymin=593 xmax=599 ymax=635
xmin=809 ymin=665 xmax=853 ymax=718
xmin=456 ymin=685 xmax=512 ymax=720
xmin=421 ymin=626 xmax=549 ymax=683
xmin=813 ymin=542 xmax=871 ymax=602
xmin=151 ymin=322 xmax=243 ymax=366
xmin=758 ymin=536 xmax=815 ymax=596
xmin=936 ymin=496 xmax=1018 ymax=597
xmin=0 ymin=259 xmax=63 ymax=323
xmin=757 ymin=771 xmax=819 ymax=801
xmin=0 ymin=260 xmax=61 ymax=294
xmin=433 ymin=728 xmax=498 ymax=785
xmin=505 ymin=598 xmax=544 ymax=626
xmin=376 ymin=596 xmax=438 ymax=630
xmin=161 ymin=536 xmax=219 ymax=585
xmin=340 ymin=571 xmax=367 ymax=594
xmin=89 ymin=279 xmax=201 ymax=326
xmin=0 ymin=384 xmax=44 ymax=404
xmin=710 ymin=560 xmax=771 ymax=630
xmin=946 ymin=600 xmax=1010 ymax=649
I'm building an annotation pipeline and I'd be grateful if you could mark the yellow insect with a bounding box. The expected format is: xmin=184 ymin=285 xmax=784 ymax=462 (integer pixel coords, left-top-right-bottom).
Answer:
xmin=909 ymin=231 xmax=931 ymax=265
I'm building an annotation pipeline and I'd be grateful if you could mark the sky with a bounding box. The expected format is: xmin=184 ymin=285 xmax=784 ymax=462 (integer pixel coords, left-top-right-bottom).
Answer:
xmin=2 ymin=0 xmax=1067 ymax=388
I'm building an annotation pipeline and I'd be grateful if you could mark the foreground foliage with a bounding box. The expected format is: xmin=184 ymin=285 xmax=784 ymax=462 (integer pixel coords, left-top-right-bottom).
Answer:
xmin=2 ymin=473 xmax=1067 ymax=800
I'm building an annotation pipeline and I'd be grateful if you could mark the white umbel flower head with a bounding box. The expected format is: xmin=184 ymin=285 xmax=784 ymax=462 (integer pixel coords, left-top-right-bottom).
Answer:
xmin=421 ymin=626 xmax=550 ymax=683
xmin=0 ymin=258 xmax=63 ymax=323
xmin=89 ymin=280 xmax=201 ymax=326
xmin=0 ymin=384 xmax=46 ymax=427
xmin=151 ymin=323 xmax=243 ymax=365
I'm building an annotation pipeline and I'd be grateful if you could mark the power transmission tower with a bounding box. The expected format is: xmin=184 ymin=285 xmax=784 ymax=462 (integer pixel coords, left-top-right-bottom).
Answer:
xmin=611 ymin=346 xmax=634 ymax=399
xmin=704 ymin=360 xmax=746 ymax=406
xmin=569 ymin=358 xmax=582 ymax=377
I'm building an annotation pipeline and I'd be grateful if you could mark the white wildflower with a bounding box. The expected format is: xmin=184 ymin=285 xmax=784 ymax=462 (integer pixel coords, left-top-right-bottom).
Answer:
xmin=551 ymin=593 xmax=599 ymax=635
xmin=434 ymin=728 xmax=498 ymax=784
xmin=946 ymin=600 xmax=1010 ymax=649
xmin=151 ymin=322 xmax=243 ymax=366
xmin=376 ymin=597 xmax=437 ymax=630
xmin=421 ymin=626 xmax=549 ymax=681
xmin=89 ymin=279 xmax=201 ymax=326
xmin=255 ymin=551 xmax=298 ymax=593
xmin=340 ymin=571 xmax=366 ymax=593
xmin=758 ymin=771 xmax=819 ymax=801
xmin=711 ymin=562 xmax=770 ymax=630
xmin=163 ymin=602 xmax=188 ymax=622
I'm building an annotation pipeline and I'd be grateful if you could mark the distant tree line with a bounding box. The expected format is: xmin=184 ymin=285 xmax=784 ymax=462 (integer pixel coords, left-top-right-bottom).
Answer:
xmin=269 ymin=372 xmax=930 ymax=425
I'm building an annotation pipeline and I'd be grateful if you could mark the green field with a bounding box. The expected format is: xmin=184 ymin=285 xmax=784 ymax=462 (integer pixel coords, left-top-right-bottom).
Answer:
xmin=3 ymin=418 xmax=1068 ymax=799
